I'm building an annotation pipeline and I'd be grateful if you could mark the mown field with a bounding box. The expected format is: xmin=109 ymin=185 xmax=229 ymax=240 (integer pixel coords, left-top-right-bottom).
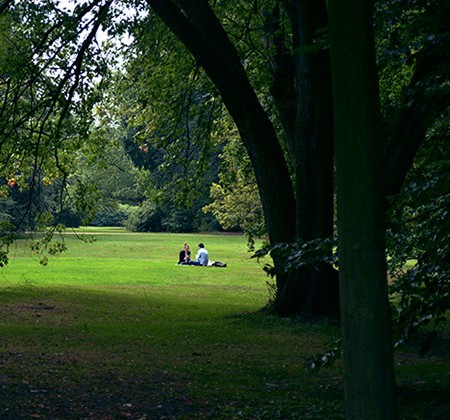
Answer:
xmin=0 ymin=228 xmax=448 ymax=419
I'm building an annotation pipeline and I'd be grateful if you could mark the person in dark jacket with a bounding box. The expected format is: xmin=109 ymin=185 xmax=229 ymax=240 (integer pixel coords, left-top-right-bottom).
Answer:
xmin=178 ymin=242 xmax=191 ymax=265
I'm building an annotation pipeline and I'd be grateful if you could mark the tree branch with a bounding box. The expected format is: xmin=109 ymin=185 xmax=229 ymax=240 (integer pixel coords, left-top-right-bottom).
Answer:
xmin=0 ymin=0 xmax=13 ymax=15
xmin=147 ymin=0 xmax=297 ymax=243
xmin=382 ymin=4 xmax=450 ymax=198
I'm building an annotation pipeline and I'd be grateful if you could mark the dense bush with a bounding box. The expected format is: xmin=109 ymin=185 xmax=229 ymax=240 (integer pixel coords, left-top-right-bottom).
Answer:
xmin=56 ymin=208 xmax=82 ymax=228
xmin=123 ymin=201 xmax=162 ymax=232
xmin=122 ymin=201 xmax=219 ymax=233
xmin=90 ymin=204 xmax=130 ymax=227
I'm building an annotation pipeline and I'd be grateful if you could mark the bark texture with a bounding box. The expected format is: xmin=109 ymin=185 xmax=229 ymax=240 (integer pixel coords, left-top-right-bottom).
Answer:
xmin=275 ymin=0 xmax=339 ymax=317
xmin=328 ymin=0 xmax=397 ymax=418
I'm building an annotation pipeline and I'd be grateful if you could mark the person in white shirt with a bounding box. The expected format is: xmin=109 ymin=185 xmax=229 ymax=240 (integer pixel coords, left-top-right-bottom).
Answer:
xmin=189 ymin=243 xmax=209 ymax=266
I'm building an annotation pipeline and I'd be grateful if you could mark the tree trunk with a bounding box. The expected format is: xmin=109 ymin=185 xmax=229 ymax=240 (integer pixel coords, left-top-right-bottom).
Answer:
xmin=328 ymin=0 xmax=397 ymax=418
xmin=274 ymin=0 xmax=339 ymax=318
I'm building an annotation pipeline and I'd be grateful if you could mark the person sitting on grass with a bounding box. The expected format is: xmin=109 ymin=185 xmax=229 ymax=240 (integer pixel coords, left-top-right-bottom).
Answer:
xmin=178 ymin=242 xmax=191 ymax=265
xmin=189 ymin=243 xmax=209 ymax=266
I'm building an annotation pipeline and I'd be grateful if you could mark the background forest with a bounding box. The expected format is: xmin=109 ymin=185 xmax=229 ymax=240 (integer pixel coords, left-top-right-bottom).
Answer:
xmin=0 ymin=0 xmax=263 ymax=235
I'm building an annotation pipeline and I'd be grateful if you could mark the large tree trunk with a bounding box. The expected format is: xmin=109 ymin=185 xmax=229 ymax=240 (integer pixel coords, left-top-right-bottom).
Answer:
xmin=328 ymin=0 xmax=397 ymax=418
xmin=148 ymin=0 xmax=297 ymax=246
xmin=273 ymin=0 xmax=339 ymax=317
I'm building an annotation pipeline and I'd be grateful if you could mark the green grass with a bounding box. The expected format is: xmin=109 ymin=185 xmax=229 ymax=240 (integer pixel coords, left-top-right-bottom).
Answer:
xmin=0 ymin=228 xmax=448 ymax=419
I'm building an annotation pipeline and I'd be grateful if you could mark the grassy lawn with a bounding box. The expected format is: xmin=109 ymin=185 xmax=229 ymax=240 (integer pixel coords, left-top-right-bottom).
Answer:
xmin=0 ymin=228 xmax=448 ymax=419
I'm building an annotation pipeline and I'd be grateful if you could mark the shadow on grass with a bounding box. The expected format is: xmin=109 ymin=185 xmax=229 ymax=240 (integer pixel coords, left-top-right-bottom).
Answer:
xmin=1 ymin=286 xmax=448 ymax=419
xmin=1 ymin=286 xmax=345 ymax=418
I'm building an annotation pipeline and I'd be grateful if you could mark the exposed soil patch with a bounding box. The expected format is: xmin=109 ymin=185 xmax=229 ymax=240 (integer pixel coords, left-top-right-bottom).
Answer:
xmin=0 ymin=349 xmax=210 ymax=420
xmin=2 ymin=299 xmax=64 ymax=322
xmin=1 ymin=373 xmax=206 ymax=419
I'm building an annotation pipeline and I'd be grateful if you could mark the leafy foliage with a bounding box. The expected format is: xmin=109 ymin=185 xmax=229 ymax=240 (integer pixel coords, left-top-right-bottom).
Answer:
xmin=307 ymin=338 xmax=342 ymax=372
xmin=123 ymin=200 xmax=162 ymax=232
xmin=372 ymin=0 xmax=449 ymax=351
xmin=376 ymin=0 xmax=449 ymax=138
xmin=0 ymin=0 xmax=114 ymax=260
xmin=101 ymin=12 xmax=226 ymax=233
xmin=203 ymin=121 xmax=265 ymax=248
xmin=252 ymin=237 xmax=337 ymax=279
xmin=387 ymin=116 xmax=450 ymax=352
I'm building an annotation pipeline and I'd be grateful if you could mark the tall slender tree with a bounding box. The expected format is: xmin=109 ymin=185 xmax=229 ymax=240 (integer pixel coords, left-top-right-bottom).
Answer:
xmin=328 ymin=0 xmax=397 ymax=417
